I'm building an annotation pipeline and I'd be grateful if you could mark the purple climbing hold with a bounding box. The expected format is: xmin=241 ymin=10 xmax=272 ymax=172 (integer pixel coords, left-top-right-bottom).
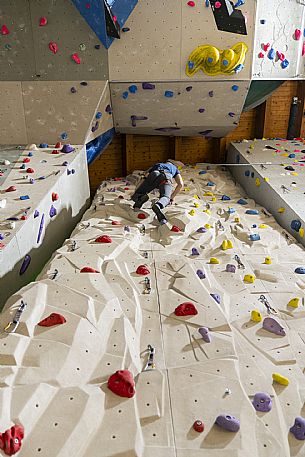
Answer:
xmin=131 ymin=115 xmax=148 ymax=127
xmin=61 ymin=144 xmax=75 ymax=153
xmin=142 ymin=82 xmax=155 ymax=90
xmin=199 ymin=129 xmax=213 ymax=136
xmin=263 ymin=317 xmax=286 ymax=336
xmin=62 ymin=161 xmax=69 ymax=166
xmin=210 ymin=293 xmax=221 ymax=304
xmin=20 ymin=254 xmax=31 ymax=275
xmin=196 ymin=269 xmax=206 ymax=279
xmin=290 ymin=417 xmax=305 ymax=440
xmin=198 ymin=108 xmax=206 ymax=113
xmin=226 ymin=264 xmax=236 ymax=273
xmin=0 ymin=233 xmax=4 ymax=240
xmin=252 ymin=392 xmax=272 ymax=412
xmin=71 ymin=87 xmax=77 ymax=93
xmin=228 ymin=112 xmax=235 ymax=117
xmin=49 ymin=205 xmax=57 ymax=218
xmin=186 ymin=86 xmax=193 ymax=92
xmin=37 ymin=214 xmax=45 ymax=244
xmin=199 ymin=327 xmax=211 ymax=343
xmin=197 ymin=227 xmax=207 ymax=233
xmin=192 ymin=247 xmax=200 ymax=256
xmin=122 ymin=27 xmax=130 ymax=32
xmin=34 ymin=210 xmax=39 ymax=218
xmin=105 ymin=104 xmax=112 ymax=114
xmin=215 ymin=414 xmax=240 ymax=432
xmin=155 ymin=127 xmax=181 ymax=132
xmin=91 ymin=121 xmax=99 ymax=132
xmin=208 ymin=91 xmax=214 ymax=97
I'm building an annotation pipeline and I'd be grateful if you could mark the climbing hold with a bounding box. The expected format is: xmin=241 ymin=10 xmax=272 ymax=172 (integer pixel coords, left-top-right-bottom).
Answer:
xmin=263 ymin=317 xmax=286 ymax=336
xmin=255 ymin=178 xmax=260 ymax=186
xmin=20 ymin=195 xmax=30 ymax=201
xmin=215 ymin=414 xmax=240 ymax=432
xmin=264 ymin=256 xmax=272 ymax=265
xmin=260 ymin=19 xmax=266 ymax=24
xmin=122 ymin=27 xmax=130 ymax=32
xmin=71 ymin=87 xmax=77 ymax=93
xmin=39 ymin=17 xmax=47 ymax=26
xmin=186 ymin=86 xmax=193 ymax=92
xmin=34 ymin=210 xmax=39 ymax=218
xmin=0 ymin=424 xmax=24 ymax=456
xmin=210 ymin=257 xmax=220 ymax=264
xmin=142 ymin=82 xmax=155 ymax=90
xmin=192 ymin=248 xmax=200 ymax=256
xmin=300 ymin=227 xmax=304 ymax=238
xmin=278 ymin=207 xmax=285 ymax=213
xmin=49 ymin=41 xmax=58 ymax=54
xmin=285 ymin=165 xmax=295 ymax=171
xmin=246 ymin=209 xmax=259 ymax=215
xmin=108 ymin=370 xmax=135 ymax=398
xmin=295 ymin=267 xmax=305 ymax=274
xmin=291 ymin=220 xmax=301 ymax=232
xmin=187 ymin=1 xmax=195 ymax=6
xmin=49 ymin=205 xmax=57 ymax=218
xmin=234 ymin=217 xmax=240 ymax=223
xmin=51 ymin=192 xmax=59 ymax=202
xmin=244 ymin=274 xmax=255 ymax=283
xmin=122 ymin=91 xmax=129 ymax=99
xmin=112 ymin=220 xmax=121 ymax=225
xmin=251 ymin=310 xmax=262 ymax=323
xmin=232 ymin=85 xmax=239 ymax=91
xmin=245 ymin=170 xmax=250 ymax=177
xmin=288 ymin=298 xmax=299 ymax=308
xmin=95 ymin=235 xmax=112 ymax=243
xmin=290 ymin=417 xmax=305 ymax=440
xmin=79 ymin=43 xmax=86 ymax=51
xmin=72 ymin=53 xmax=81 ymax=64
xmin=295 ymin=29 xmax=301 ymax=40
xmin=193 ymin=420 xmax=204 ymax=433
xmin=221 ymin=240 xmax=233 ymax=250
xmin=199 ymin=327 xmax=211 ymax=342
xmin=1 ymin=25 xmax=9 ymax=35
xmin=19 ymin=255 xmax=31 ymax=275
xmin=175 ymin=302 xmax=198 ymax=316
xmin=61 ymin=144 xmax=74 ymax=153
xmin=208 ymin=90 xmax=214 ymax=97
xmin=129 ymin=85 xmax=138 ymax=93
xmin=198 ymin=108 xmax=205 ymax=113
xmin=23 ymin=157 xmax=30 ymax=163
xmin=0 ymin=199 xmax=6 ymax=209
xmin=221 ymin=195 xmax=231 ymax=201
xmin=258 ymin=52 xmax=264 ymax=58
xmin=263 ymin=43 xmax=270 ymax=52
xmin=136 ymin=265 xmax=150 ymax=275
xmin=205 ymin=224 xmax=212 ymax=229
xmin=137 ymin=213 xmax=146 ymax=219
xmin=80 ymin=267 xmax=99 ymax=273
xmin=211 ymin=293 xmax=221 ymax=304
xmin=252 ymin=392 xmax=272 ymax=412
xmin=171 ymin=225 xmax=181 ymax=232
xmin=196 ymin=269 xmax=205 ymax=279
xmin=281 ymin=59 xmax=289 ymax=69
xmin=272 ymin=373 xmax=289 ymax=386
xmin=249 ymin=234 xmax=260 ymax=241
xmin=227 ymin=208 xmax=236 ymax=214
xmin=189 ymin=209 xmax=196 ymax=216
xmin=5 ymin=186 xmax=16 ymax=192
xmin=237 ymin=198 xmax=247 ymax=205
xmin=164 ymin=90 xmax=174 ymax=98
xmin=226 ymin=264 xmax=236 ymax=273
xmin=38 ymin=313 xmax=66 ymax=327
xmin=199 ymin=170 xmax=206 ymax=175
xmin=259 ymin=224 xmax=268 ymax=229
xmin=268 ymin=48 xmax=275 ymax=60
xmin=197 ymin=227 xmax=207 ymax=233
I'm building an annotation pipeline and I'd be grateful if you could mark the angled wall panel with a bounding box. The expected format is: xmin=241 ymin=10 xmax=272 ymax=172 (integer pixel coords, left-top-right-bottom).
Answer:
xmin=85 ymin=81 xmax=114 ymax=143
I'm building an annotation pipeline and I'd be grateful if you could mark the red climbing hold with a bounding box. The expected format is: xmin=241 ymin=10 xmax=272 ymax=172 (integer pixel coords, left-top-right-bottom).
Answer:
xmin=295 ymin=29 xmax=301 ymax=41
xmin=193 ymin=420 xmax=204 ymax=433
xmin=95 ymin=235 xmax=112 ymax=243
xmin=1 ymin=25 xmax=9 ymax=35
xmin=55 ymin=142 xmax=62 ymax=148
xmin=276 ymin=51 xmax=285 ymax=61
xmin=112 ymin=220 xmax=121 ymax=225
xmin=49 ymin=41 xmax=58 ymax=54
xmin=5 ymin=186 xmax=16 ymax=192
xmin=187 ymin=1 xmax=195 ymax=6
xmin=38 ymin=312 xmax=66 ymax=327
xmin=171 ymin=225 xmax=181 ymax=232
xmin=108 ymin=370 xmax=136 ymax=398
xmin=263 ymin=43 xmax=270 ymax=52
xmin=258 ymin=52 xmax=264 ymax=58
xmin=0 ymin=424 xmax=24 ymax=456
xmin=72 ymin=53 xmax=81 ymax=64
xmin=26 ymin=168 xmax=34 ymax=173
xmin=39 ymin=17 xmax=47 ymax=26
xmin=124 ymin=187 xmax=129 ymax=190
xmin=23 ymin=157 xmax=30 ymax=163
xmin=215 ymin=1 xmax=222 ymax=7
xmin=302 ymin=42 xmax=305 ymax=56
xmin=52 ymin=149 xmax=60 ymax=154
xmin=20 ymin=215 xmax=27 ymax=221
xmin=113 ymin=15 xmax=117 ymax=22
xmin=175 ymin=302 xmax=198 ymax=316
xmin=136 ymin=265 xmax=150 ymax=275
xmin=138 ymin=213 xmax=147 ymax=219
xmin=80 ymin=267 xmax=99 ymax=273
xmin=52 ymin=192 xmax=59 ymax=202
xmin=118 ymin=195 xmax=124 ymax=199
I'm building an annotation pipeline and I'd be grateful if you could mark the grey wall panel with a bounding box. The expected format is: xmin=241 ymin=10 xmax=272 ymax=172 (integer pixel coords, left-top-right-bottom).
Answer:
xmin=0 ymin=82 xmax=28 ymax=144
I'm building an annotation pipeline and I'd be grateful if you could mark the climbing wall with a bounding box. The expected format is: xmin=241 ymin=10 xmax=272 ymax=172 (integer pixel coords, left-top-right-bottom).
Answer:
xmin=1 ymin=163 xmax=305 ymax=455
xmin=111 ymin=81 xmax=250 ymax=136
xmin=228 ymin=138 xmax=305 ymax=247
xmin=85 ymin=81 xmax=113 ymax=143
xmin=253 ymin=0 xmax=305 ymax=79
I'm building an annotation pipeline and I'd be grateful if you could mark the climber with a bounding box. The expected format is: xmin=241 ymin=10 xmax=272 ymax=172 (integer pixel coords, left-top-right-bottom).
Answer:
xmin=131 ymin=160 xmax=184 ymax=224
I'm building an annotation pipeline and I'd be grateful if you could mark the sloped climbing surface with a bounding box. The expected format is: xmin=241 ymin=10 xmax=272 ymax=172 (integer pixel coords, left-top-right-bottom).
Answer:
xmin=2 ymin=163 xmax=305 ymax=455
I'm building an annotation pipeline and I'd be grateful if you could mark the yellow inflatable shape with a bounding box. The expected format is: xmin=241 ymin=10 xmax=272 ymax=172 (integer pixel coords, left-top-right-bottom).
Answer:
xmin=255 ymin=178 xmax=261 ymax=187
xmin=272 ymin=373 xmax=289 ymax=386
xmin=186 ymin=42 xmax=248 ymax=77
xmin=300 ymin=227 xmax=304 ymax=238
xmin=264 ymin=256 xmax=272 ymax=265
xmin=244 ymin=274 xmax=256 ymax=284
xmin=251 ymin=310 xmax=262 ymax=323
xmin=288 ymin=298 xmax=300 ymax=308
xmin=210 ymin=257 xmax=220 ymax=264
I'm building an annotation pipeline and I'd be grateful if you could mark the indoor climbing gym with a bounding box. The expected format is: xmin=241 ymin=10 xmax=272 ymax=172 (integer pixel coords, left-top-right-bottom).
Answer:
xmin=1 ymin=0 xmax=305 ymax=456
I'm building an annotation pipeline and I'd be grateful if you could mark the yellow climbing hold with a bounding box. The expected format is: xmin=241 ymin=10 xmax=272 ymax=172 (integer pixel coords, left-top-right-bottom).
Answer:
xmin=300 ymin=227 xmax=304 ymax=238
xmin=205 ymin=223 xmax=212 ymax=229
xmin=272 ymin=373 xmax=289 ymax=386
xmin=178 ymin=165 xmax=182 ymax=170
xmin=251 ymin=310 xmax=262 ymax=322
xmin=193 ymin=194 xmax=199 ymax=200
xmin=234 ymin=217 xmax=240 ymax=223
xmin=288 ymin=298 xmax=300 ymax=308
xmin=264 ymin=256 xmax=272 ymax=265
xmin=204 ymin=191 xmax=214 ymax=197
xmin=212 ymin=197 xmax=217 ymax=202
xmin=278 ymin=207 xmax=285 ymax=213
xmin=194 ymin=202 xmax=200 ymax=208
xmin=184 ymin=186 xmax=190 ymax=192
xmin=221 ymin=240 xmax=228 ymax=250
xmin=291 ymin=172 xmax=298 ymax=176
xmin=186 ymin=42 xmax=248 ymax=77
xmin=189 ymin=209 xmax=196 ymax=216
xmin=203 ymin=209 xmax=211 ymax=215
xmin=249 ymin=144 xmax=254 ymax=149
xmin=255 ymin=178 xmax=261 ymax=187
xmin=281 ymin=153 xmax=289 ymax=157
xmin=264 ymin=177 xmax=269 ymax=182
xmin=259 ymin=224 xmax=268 ymax=229
xmin=244 ymin=274 xmax=256 ymax=284
xmin=210 ymin=257 xmax=220 ymax=264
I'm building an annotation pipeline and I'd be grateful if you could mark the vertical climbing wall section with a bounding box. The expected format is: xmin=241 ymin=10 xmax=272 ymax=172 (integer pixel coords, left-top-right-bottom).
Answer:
xmin=253 ymin=0 xmax=305 ymax=79
xmin=108 ymin=0 xmax=255 ymax=136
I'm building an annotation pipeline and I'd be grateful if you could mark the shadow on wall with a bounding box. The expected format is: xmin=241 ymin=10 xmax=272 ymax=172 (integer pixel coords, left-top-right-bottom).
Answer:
xmin=0 ymin=198 xmax=90 ymax=310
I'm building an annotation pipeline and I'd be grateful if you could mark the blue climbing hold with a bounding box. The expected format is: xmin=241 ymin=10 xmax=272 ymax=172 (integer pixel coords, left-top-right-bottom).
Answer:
xmin=252 ymin=224 xmax=257 ymax=228
xmin=122 ymin=91 xmax=129 ymax=99
xmin=221 ymin=195 xmax=231 ymax=201
xmin=227 ymin=207 xmax=236 ymax=214
xmin=291 ymin=220 xmax=301 ymax=232
xmin=268 ymin=48 xmax=275 ymax=60
xmin=188 ymin=61 xmax=194 ymax=69
xmin=251 ymin=172 xmax=255 ymax=178
xmin=96 ymin=111 xmax=102 ymax=119
xmin=199 ymin=170 xmax=207 ymax=175
xmin=234 ymin=0 xmax=245 ymax=5
xmin=207 ymin=181 xmax=215 ymax=186
xmin=129 ymin=85 xmax=138 ymax=94
xmin=260 ymin=19 xmax=266 ymax=24
xmin=245 ymin=170 xmax=250 ymax=177
xmin=207 ymin=57 xmax=213 ymax=63
xmin=250 ymin=233 xmax=260 ymax=241
xmin=289 ymin=153 xmax=296 ymax=158
xmin=20 ymin=195 xmax=30 ymax=200
xmin=210 ymin=293 xmax=221 ymax=304
xmin=232 ymin=85 xmax=239 ymax=91
xmin=223 ymin=59 xmax=229 ymax=66
xmin=165 ymin=90 xmax=174 ymax=98
xmin=246 ymin=209 xmax=259 ymax=215
xmin=234 ymin=64 xmax=244 ymax=73
xmin=122 ymin=27 xmax=130 ymax=32
xmin=295 ymin=267 xmax=305 ymax=274
xmin=20 ymin=164 xmax=25 ymax=169
xmin=281 ymin=59 xmax=289 ymax=69
xmin=28 ymin=152 xmax=33 ymax=157
xmin=197 ymin=269 xmax=206 ymax=279
xmin=237 ymin=198 xmax=248 ymax=205
xmin=39 ymin=143 xmax=48 ymax=148
xmin=205 ymin=0 xmax=210 ymax=5
xmin=192 ymin=247 xmax=200 ymax=256
xmin=60 ymin=132 xmax=68 ymax=140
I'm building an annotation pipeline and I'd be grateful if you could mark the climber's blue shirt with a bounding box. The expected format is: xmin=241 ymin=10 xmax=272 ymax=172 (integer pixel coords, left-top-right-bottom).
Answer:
xmin=149 ymin=162 xmax=180 ymax=178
